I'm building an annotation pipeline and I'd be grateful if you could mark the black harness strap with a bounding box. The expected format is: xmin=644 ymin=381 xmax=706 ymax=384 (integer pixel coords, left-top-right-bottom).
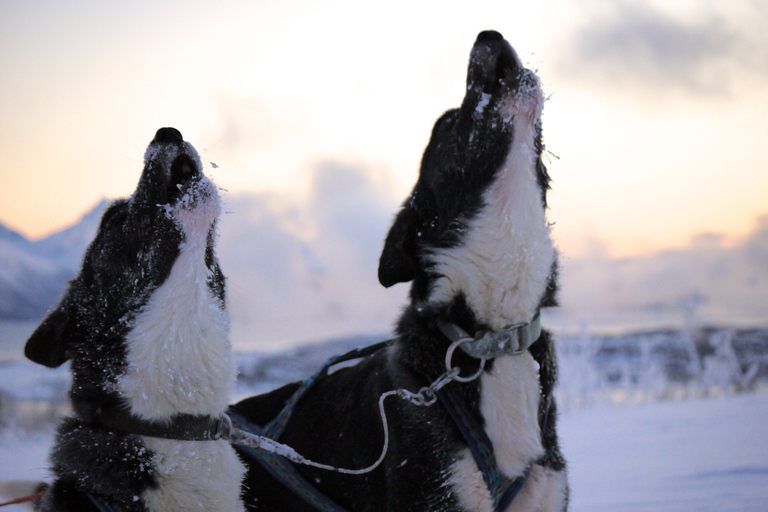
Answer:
xmin=436 ymin=383 xmax=540 ymax=512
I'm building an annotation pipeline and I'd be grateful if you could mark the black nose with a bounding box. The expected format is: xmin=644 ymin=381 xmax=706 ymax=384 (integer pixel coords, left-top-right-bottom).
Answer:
xmin=153 ymin=127 xmax=183 ymax=145
xmin=475 ymin=30 xmax=504 ymax=44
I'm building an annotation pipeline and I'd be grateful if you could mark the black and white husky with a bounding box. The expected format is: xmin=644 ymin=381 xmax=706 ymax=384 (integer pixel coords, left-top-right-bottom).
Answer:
xmin=24 ymin=128 xmax=246 ymax=512
xmin=232 ymin=31 xmax=568 ymax=511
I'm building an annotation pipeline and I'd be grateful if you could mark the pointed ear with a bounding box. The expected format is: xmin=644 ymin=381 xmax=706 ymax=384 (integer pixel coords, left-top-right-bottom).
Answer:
xmin=25 ymin=302 xmax=73 ymax=368
xmin=378 ymin=205 xmax=419 ymax=288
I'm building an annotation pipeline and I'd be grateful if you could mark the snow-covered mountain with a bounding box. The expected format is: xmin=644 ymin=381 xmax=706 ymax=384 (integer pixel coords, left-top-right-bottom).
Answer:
xmin=0 ymin=200 xmax=108 ymax=320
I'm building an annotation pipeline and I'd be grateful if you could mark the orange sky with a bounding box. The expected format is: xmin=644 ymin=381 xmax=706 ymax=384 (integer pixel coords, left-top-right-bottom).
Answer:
xmin=1 ymin=0 xmax=766 ymax=259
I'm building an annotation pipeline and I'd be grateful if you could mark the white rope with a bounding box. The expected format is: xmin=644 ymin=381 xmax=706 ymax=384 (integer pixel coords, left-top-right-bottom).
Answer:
xmin=230 ymin=338 xmax=485 ymax=474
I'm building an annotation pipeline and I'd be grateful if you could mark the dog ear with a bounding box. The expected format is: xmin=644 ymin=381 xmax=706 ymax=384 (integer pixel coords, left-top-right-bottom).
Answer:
xmin=24 ymin=302 xmax=73 ymax=368
xmin=378 ymin=205 xmax=419 ymax=287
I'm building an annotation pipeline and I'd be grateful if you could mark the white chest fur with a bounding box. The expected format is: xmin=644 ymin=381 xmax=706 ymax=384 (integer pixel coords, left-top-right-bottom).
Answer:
xmin=480 ymin=354 xmax=544 ymax=477
xmin=119 ymin=237 xmax=235 ymax=420
xmin=141 ymin=437 xmax=246 ymax=512
xmin=428 ymin=104 xmax=555 ymax=331
xmin=117 ymin=199 xmax=245 ymax=511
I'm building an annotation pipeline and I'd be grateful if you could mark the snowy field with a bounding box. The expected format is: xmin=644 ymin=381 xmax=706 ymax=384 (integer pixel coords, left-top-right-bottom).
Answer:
xmin=1 ymin=324 xmax=768 ymax=510
xmin=562 ymin=393 xmax=768 ymax=512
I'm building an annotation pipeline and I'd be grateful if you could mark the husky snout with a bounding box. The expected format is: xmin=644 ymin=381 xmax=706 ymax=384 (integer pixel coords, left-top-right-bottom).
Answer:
xmin=136 ymin=127 xmax=207 ymax=209
xmin=467 ymin=30 xmax=523 ymax=96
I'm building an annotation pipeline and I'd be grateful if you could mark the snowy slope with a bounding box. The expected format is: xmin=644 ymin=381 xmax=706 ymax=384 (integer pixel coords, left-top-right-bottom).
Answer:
xmin=0 ymin=201 xmax=107 ymax=320
xmin=29 ymin=199 xmax=108 ymax=270
xmin=0 ymin=239 xmax=71 ymax=320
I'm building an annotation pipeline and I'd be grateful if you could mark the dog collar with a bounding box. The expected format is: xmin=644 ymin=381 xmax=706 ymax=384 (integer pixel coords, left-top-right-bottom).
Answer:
xmin=437 ymin=312 xmax=541 ymax=360
xmin=94 ymin=405 xmax=231 ymax=441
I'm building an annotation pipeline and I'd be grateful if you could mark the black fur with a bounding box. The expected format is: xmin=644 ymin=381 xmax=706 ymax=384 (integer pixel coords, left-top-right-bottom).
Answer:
xmin=233 ymin=31 xmax=567 ymax=511
xmin=25 ymin=128 xmax=224 ymax=512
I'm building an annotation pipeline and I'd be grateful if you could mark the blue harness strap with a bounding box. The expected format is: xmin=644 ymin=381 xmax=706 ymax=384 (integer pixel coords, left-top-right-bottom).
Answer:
xmin=87 ymin=494 xmax=122 ymax=512
xmin=263 ymin=341 xmax=391 ymax=440
xmin=229 ymin=412 xmax=350 ymax=512
xmin=436 ymin=384 xmax=547 ymax=512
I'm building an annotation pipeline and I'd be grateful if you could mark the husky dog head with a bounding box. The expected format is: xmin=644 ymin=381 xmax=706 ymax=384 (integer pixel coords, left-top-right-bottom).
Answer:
xmin=25 ymin=127 xmax=225 ymax=418
xmin=379 ymin=31 xmax=557 ymax=330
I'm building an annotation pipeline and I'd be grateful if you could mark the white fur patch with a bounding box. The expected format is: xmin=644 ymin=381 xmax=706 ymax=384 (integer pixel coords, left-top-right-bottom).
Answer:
xmin=448 ymin=448 xmax=495 ymax=512
xmin=481 ymin=354 xmax=544 ymax=478
xmin=505 ymin=465 xmax=568 ymax=512
xmin=428 ymin=70 xmax=554 ymax=330
xmin=141 ymin=438 xmax=246 ymax=512
xmin=119 ymin=248 xmax=234 ymax=419
xmin=449 ymin=458 xmax=568 ymax=512
xmin=118 ymin=200 xmax=234 ymax=419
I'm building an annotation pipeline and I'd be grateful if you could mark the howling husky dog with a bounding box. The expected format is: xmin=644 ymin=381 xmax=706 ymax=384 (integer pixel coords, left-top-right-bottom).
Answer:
xmin=24 ymin=128 xmax=245 ymax=512
xmin=232 ymin=31 xmax=567 ymax=511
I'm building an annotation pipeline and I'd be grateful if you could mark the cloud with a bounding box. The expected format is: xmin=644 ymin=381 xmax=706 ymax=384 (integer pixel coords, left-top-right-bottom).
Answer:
xmin=308 ymin=161 xmax=397 ymax=268
xmin=555 ymin=214 xmax=768 ymax=331
xmin=216 ymin=161 xmax=406 ymax=350
xmin=213 ymin=95 xmax=276 ymax=154
xmin=553 ymin=0 xmax=768 ymax=98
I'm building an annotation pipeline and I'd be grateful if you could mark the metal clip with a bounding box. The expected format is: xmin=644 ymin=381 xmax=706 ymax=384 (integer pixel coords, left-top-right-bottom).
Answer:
xmin=215 ymin=413 xmax=233 ymax=441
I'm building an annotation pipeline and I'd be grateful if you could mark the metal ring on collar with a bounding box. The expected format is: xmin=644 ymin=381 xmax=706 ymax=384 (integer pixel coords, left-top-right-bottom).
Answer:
xmin=445 ymin=338 xmax=486 ymax=383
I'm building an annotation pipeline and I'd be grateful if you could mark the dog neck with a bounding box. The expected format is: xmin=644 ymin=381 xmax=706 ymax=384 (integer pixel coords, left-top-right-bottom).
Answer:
xmin=117 ymin=193 xmax=235 ymax=422
xmin=426 ymin=105 xmax=555 ymax=332
xmin=437 ymin=311 xmax=541 ymax=360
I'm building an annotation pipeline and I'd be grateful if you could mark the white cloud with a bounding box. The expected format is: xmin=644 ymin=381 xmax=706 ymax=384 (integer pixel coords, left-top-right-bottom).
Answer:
xmin=217 ymin=161 xmax=406 ymax=350
xmin=551 ymin=0 xmax=768 ymax=99
xmin=554 ymin=214 xmax=768 ymax=331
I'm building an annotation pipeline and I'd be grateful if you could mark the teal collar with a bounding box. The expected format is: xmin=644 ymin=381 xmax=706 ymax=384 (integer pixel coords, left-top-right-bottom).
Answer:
xmin=437 ymin=312 xmax=541 ymax=360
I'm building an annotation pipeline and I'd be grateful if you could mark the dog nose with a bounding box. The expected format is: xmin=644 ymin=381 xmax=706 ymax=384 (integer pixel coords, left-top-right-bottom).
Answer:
xmin=153 ymin=127 xmax=184 ymax=145
xmin=475 ymin=30 xmax=504 ymax=44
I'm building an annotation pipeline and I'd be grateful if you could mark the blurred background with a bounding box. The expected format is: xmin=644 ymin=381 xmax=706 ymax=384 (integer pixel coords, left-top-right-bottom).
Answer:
xmin=1 ymin=1 xmax=767 ymax=509
xmin=2 ymin=0 xmax=767 ymax=350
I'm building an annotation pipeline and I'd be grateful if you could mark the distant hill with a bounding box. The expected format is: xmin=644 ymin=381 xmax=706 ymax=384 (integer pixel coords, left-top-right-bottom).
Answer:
xmin=0 ymin=200 xmax=107 ymax=319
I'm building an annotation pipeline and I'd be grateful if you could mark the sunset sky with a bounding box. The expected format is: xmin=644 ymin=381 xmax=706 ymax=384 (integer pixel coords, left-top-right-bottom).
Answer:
xmin=1 ymin=0 xmax=767 ymax=259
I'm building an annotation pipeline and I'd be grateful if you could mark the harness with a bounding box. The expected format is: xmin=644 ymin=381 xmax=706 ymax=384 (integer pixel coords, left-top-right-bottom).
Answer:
xmin=232 ymin=314 xmax=544 ymax=512
xmin=88 ymin=494 xmax=122 ymax=512
xmin=8 ymin=318 xmax=544 ymax=512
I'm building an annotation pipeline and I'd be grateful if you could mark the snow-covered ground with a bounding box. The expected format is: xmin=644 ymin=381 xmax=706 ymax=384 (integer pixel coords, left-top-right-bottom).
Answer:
xmin=562 ymin=393 xmax=768 ymax=512
xmin=2 ymin=392 xmax=766 ymax=511
xmin=2 ymin=325 xmax=768 ymax=510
